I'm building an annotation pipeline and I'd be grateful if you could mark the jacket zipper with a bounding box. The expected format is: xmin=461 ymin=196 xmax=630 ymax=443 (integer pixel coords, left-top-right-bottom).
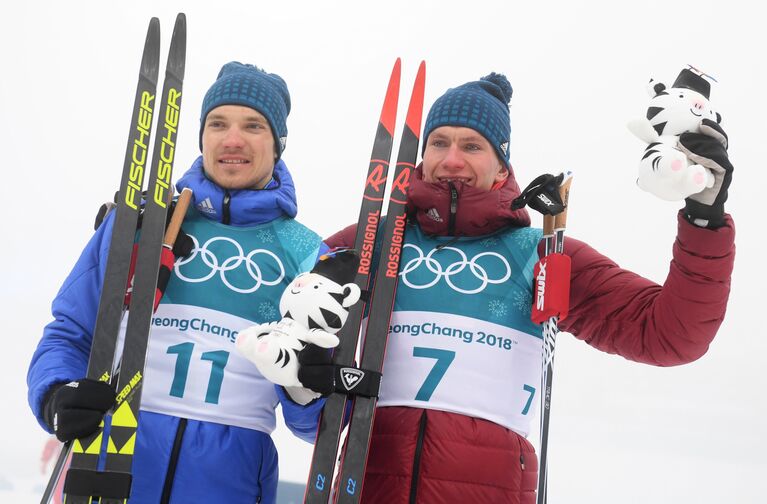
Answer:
xmin=448 ymin=182 xmax=458 ymax=236
xmin=409 ymin=410 xmax=428 ymax=504
xmin=222 ymin=190 xmax=231 ymax=225
xmin=159 ymin=417 xmax=188 ymax=504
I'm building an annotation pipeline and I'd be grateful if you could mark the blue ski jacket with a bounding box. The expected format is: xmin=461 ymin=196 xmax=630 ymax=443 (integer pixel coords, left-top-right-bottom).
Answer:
xmin=28 ymin=158 xmax=327 ymax=504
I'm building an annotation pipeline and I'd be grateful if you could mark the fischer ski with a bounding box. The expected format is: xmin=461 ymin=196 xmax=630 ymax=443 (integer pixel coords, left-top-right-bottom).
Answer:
xmin=59 ymin=13 xmax=187 ymax=504
xmin=334 ymin=60 xmax=426 ymax=504
xmin=304 ymin=58 xmax=402 ymax=504
xmin=40 ymin=17 xmax=161 ymax=504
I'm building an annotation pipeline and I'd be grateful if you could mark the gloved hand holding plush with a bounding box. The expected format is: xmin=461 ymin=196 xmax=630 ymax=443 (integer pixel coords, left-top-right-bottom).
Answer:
xmin=678 ymin=118 xmax=733 ymax=228
xmin=43 ymin=379 xmax=116 ymax=442
xmin=236 ymin=249 xmax=362 ymax=405
xmin=627 ymin=68 xmax=720 ymax=201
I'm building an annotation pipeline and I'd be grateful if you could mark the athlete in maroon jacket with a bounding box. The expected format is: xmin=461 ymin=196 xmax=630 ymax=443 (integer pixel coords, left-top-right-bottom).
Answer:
xmin=321 ymin=72 xmax=734 ymax=503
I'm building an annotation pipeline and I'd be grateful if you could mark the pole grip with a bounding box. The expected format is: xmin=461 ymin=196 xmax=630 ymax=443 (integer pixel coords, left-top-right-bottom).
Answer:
xmin=554 ymin=174 xmax=573 ymax=230
xmin=163 ymin=188 xmax=192 ymax=247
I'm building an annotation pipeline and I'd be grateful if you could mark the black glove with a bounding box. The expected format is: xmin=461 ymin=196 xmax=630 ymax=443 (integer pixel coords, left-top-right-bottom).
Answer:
xmin=43 ymin=379 xmax=116 ymax=442
xmin=511 ymin=173 xmax=566 ymax=216
xmin=679 ymin=119 xmax=734 ymax=228
xmin=297 ymin=344 xmax=381 ymax=398
xmin=297 ymin=344 xmax=336 ymax=396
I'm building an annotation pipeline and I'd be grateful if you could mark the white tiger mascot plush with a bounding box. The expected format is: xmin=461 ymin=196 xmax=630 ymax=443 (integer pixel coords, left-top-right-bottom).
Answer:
xmin=235 ymin=249 xmax=361 ymax=404
xmin=627 ymin=68 xmax=719 ymax=201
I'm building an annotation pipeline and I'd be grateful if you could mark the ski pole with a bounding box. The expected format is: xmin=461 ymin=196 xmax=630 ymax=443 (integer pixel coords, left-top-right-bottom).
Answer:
xmin=537 ymin=173 xmax=572 ymax=504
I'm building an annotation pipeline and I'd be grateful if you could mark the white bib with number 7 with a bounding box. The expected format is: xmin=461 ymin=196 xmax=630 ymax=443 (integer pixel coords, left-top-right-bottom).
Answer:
xmin=377 ymin=310 xmax=542 ymax=437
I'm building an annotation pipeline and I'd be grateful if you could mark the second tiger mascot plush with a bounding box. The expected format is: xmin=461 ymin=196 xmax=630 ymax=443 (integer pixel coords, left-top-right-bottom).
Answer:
xmin=236 ymin=249 xmax=361 ymax=404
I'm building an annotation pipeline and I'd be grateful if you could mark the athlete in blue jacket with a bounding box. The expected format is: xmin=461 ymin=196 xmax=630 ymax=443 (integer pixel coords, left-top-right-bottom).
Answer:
xmin=28 ymin=62 xmax=327 ymax=504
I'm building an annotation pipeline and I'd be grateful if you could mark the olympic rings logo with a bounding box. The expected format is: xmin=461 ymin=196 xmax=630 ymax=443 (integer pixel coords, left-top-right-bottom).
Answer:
xmin=174 ymin=235 xmax=285 ymax=294
xmin=398 ymin=244 xmax=511 ymax=294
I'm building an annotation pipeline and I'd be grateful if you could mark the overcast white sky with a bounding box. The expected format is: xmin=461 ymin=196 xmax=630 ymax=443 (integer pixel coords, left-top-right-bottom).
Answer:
xmin=1 ymin=1 xmax=764 ymax=502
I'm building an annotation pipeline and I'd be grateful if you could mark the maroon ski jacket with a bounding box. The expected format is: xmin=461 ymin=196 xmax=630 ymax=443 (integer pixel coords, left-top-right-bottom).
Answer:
xmin=325 ymin=166 xmax=735 ymax=504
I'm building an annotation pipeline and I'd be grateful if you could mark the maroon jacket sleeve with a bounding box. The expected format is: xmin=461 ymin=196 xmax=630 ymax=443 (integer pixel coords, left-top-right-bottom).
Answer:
xmin=558 ymin=212 xmax=735 ymax=366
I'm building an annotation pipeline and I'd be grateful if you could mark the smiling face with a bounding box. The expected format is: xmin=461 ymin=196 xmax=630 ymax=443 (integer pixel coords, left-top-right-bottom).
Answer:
xmin=201 ymin=105 xmax=277 ymax=190
xmin=648 ymin=87 xmax=717 ymax=137
xmin=422 ymin=126 xmax=508 ymax=191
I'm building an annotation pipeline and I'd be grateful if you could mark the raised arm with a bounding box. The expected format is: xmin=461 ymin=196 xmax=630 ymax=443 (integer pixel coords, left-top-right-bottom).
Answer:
xmin=560 ymin=213 xmax=734 ymax=366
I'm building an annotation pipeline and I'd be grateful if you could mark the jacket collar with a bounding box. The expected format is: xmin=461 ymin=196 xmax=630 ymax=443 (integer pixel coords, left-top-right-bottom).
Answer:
xmin=175 ymin=156 xmax=298 ymax=227
xmin=406 ymin=164 xmax=531 ymax=236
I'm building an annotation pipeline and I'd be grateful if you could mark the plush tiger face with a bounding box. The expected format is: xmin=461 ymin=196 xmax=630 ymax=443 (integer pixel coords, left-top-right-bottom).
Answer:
xmin=280 ymin=271 xmax=361 ymax=332
xmin=628 ymin=68 xmax=721 ymax=144
xmin=640 ymin=78 xmax=719 ymax=139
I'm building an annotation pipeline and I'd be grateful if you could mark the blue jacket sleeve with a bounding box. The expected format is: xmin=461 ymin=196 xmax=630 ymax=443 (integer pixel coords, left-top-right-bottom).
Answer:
xmin=27 ymin=214 xmax=115 ymax=431
xmin=274 ymin=385 xmax=325 ymax=443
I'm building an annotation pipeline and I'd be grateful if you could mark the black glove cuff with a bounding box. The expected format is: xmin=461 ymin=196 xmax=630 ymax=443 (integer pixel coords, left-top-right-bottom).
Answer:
xmin=42 ymin=382 xmax=66 ymax=431
xmin=683 ymin=198 xmax=726 ymax=229
xmin=333 ymin=366 xmax=382 ymax=398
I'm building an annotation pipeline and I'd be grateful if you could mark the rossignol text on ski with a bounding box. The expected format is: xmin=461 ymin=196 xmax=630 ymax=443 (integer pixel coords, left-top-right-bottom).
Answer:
xmin=304 ymin=60 xmax=426 ymax=504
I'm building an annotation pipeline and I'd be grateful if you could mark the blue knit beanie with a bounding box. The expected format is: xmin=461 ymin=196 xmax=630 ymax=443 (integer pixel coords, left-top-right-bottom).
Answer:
xmin=422 ymin=73 xmax=513 ymax=167
xmin=199 ymin=62 xmax=291 ymax=157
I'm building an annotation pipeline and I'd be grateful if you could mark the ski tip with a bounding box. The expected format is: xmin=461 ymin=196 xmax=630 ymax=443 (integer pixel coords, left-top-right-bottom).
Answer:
xmin=147 ymin=17 xmax=161 ymax=45
xmin=141 ymin=18 xmax=162 ymax=82
xmin=380 ymin=58 xmax=402 ymax=136
xmin=405 ymin=61 xmax=426 ymax=140
xmin=167 ymin=13 xmax=187 ymax=79
xmin=174 ymin=11 xmax=187 ymax=39
xmin=392 ymin=57 xmax=402 ymax=76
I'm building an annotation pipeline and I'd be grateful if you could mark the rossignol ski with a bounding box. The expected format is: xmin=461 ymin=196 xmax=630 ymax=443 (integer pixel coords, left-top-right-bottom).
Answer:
xmin=334 ymin=61 xmax=426 ymax=504
xmin=304 ymin=61 xmax=426 ymax=504
xmin=60 ymin=13 xmax=187 ymax=504
xmin=40 ymin=17 xmax=162 ymax=504
xmin=304 ymin=58 xmax=402 ymax=504
xmin=536 ymin=174 xmax=573 ymax=504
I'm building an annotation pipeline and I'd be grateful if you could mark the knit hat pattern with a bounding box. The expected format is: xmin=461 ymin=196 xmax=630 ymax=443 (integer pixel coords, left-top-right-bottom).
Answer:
xmin=200 ymin=61 xmax=291 ymax=156
xmin=423 ymin=73 xmax=513 ymax=166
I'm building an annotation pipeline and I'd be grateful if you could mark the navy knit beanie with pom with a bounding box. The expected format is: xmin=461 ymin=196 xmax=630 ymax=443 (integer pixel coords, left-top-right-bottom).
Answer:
xmin=422 ymin=73 xmax=513 ymax=167
xmin=199 ymin=62 xmax=291 ymax=158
